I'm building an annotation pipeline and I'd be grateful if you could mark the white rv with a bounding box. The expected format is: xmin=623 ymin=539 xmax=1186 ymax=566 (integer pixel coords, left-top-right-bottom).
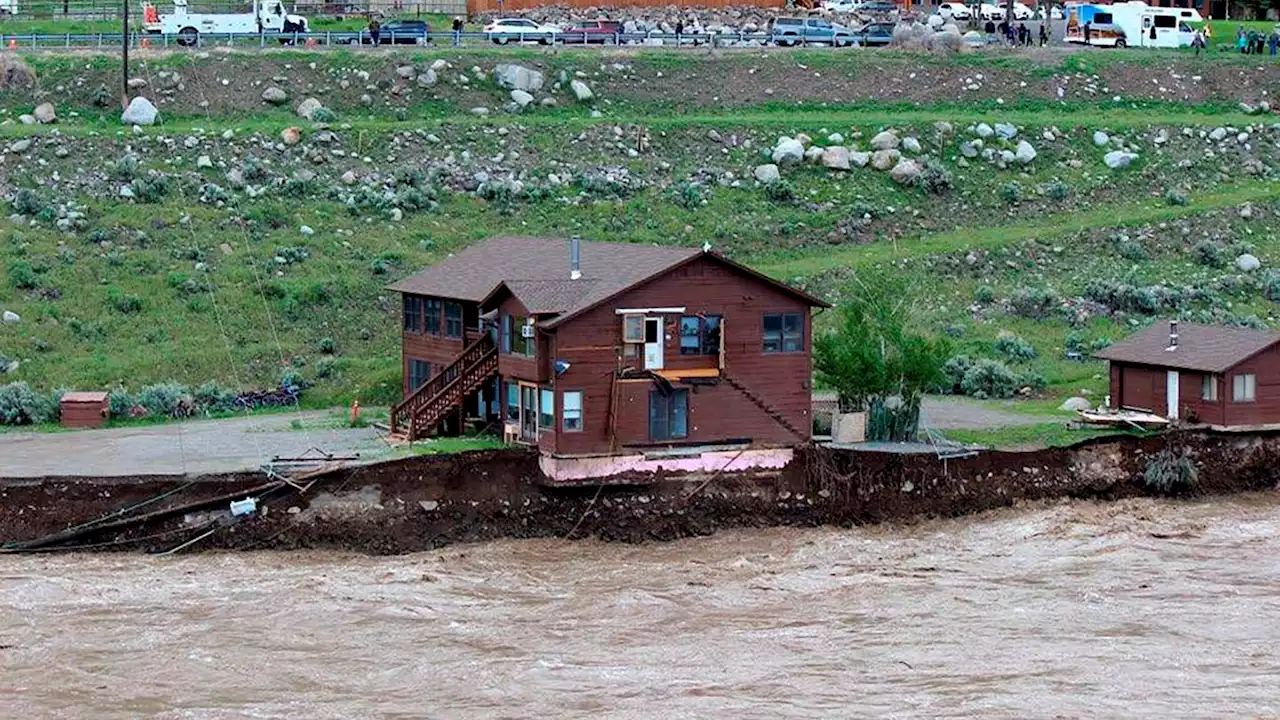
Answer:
xmin=1065 ymin=1 xmax=1195 ymax=48
xmin=0 ymin=0 xmax=17 ymax=15
xmin=142 ymin=0 xmax=309 ymax=45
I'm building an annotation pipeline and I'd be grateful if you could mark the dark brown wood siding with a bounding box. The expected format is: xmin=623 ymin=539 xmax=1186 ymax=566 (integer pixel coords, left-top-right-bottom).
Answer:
xmin=495 ymin=294 xmax=540 ymax=383
xmin=400 ymin=294 xmax=478 ymax=397
xmin=547 ymin=255 xmax=813 ymax=456
xmin=1223 ymin=344 xmax=1280 ymax=426
xmin=1110 ymin=361 xmax=1232 ymax=425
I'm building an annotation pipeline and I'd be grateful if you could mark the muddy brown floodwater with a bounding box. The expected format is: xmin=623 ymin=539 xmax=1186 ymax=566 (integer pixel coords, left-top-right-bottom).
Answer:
xmin=3 ymin=495 xmax=1279 ymax=719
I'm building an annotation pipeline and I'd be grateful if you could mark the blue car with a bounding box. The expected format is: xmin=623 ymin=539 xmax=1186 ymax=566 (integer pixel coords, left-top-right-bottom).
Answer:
xmin=770 ymin=17 xmax=859 ymax=46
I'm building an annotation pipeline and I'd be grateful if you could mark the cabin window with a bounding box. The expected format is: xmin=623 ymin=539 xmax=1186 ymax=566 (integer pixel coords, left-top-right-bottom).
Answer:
xmin=1153 ymin=14 xmax=1175 ymax=28
xmin=408 ymin=359 xmax=431 ymax=390
xmin=403 ymin=296 xmax=421 ymax=333
xmin=505 ymin=382 xmax=519 ymax=422
xmin=562 ymin=391 xmax=583 ymax=432
xmin=622 ymin=314 xmax=645 ymax=343
xmin=649 ymin=390 xmax=689 ymax=441
xmin=1233 ymin=374 xmax=1256 ymax=402
xmin=680 ymin=315 xmax=722 ymax=356
xmin=444 ymin=301 xmax=463 ymax=338
xmin=762 ymin=312 xmax=804 ymax=353
xmin=1201 ymin=375 xmax=1218 ymax=402
xmin=508 ymin=316 xmax=535 ymax=358
xmin=539 ymin=388 xmax=555 ymax=428
xmin=423 ymin=298 xmax=442 ymax=336
xmin=501 ymin=314 xmax=512 ymax=353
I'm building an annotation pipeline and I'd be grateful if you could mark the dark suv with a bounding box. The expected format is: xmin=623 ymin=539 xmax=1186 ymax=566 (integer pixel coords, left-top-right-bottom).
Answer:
xmin=349 ymin=19 xmax=431 ymax=45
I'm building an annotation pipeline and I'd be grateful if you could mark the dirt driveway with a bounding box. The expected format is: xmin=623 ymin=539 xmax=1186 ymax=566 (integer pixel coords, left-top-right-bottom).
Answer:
xmin=0 ymin=411 xmax=388 ymax=479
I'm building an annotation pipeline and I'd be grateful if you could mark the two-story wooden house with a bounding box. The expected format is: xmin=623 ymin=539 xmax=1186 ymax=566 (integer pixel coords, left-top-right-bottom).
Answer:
xmin=388 ymin=235 xmax=828 ymax=481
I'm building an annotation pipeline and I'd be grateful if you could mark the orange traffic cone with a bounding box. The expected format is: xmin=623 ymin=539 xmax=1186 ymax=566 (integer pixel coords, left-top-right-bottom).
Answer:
xmin=140 ymin=37 xmax=151 ymax=48
xmin=7 ymin=39 xmax=16 ymax=49
xmin=305 ymin=37 xmax=317 ymax=48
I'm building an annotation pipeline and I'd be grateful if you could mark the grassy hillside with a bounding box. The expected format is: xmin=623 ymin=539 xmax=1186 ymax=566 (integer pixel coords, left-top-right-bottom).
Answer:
xmin=0 ymin=47 xmax=1278 ymax=411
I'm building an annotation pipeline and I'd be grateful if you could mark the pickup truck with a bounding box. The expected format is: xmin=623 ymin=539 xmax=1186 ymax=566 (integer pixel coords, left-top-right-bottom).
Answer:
xmin=770 ymin=16 xmax=859 ymax=46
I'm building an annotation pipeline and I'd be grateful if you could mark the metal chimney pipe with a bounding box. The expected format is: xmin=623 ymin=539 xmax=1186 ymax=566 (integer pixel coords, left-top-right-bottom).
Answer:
xmin=570 ymin=235 xmax=582 ymax=280
xmin=1169 ymin=319 xmax=1179 ymax=350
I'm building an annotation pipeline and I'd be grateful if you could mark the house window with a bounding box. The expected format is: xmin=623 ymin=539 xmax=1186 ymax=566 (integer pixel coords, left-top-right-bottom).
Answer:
xmin=1202 ymin=375 xmax=1218 ymax=402
xmin=539 ymin=388 xmax=555 ymax=428
xmin=1233 ymin=374 xmax=1256 ymax=402
xmin=763 ymin=312 xmax=804 ymax=353
xmin=509 ymin=316 xmax=535 ymax=358
xmin=408 ymin=359 xmax=431 ymax=391
xmin=501 ymin=314 xmax=512 ymax=354
xmin=444 ymin=301 xmax=463 ymax=338
xmin=562 ymin=390 xmax=583 ymax=432
xmin=680 ymin=315 xmax=722 ymax=356
xmin=505 ymin=382 xmax=519 ymax=423
xmin=623 ymin=314 xmax=645 ymax=343
xmin=403 ymin=296 xmax=421 ymax=333
xmin=423 ymin=298 xmax=442 ymax=336
xmin=649 ymin=389 xmax=689 ymax=441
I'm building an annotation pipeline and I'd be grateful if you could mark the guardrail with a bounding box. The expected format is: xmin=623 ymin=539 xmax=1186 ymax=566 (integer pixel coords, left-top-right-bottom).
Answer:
xmin=0 ymin=28 xmax=892 ymax=50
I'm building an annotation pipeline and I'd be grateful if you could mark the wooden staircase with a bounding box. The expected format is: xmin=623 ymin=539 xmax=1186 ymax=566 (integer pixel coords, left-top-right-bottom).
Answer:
xmin=722 ymin=371 xmax=808 ymax=441
xmin=390 ymin=334 xmax=498 ymax=441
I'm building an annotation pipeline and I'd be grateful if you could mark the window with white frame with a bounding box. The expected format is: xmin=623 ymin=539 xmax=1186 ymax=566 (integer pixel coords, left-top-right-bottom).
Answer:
xmin=1201 ymin=374 xmax=1218 ymax=401
xmin=1233 ymin=373 xmax=1256 ymax=402
xmin=562 ymin=390 xmax=583 ymax=432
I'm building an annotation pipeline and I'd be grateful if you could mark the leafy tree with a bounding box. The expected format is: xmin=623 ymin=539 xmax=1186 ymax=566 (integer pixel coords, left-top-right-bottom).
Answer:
xmin=814 ymin=277 xmax=950 ymax=441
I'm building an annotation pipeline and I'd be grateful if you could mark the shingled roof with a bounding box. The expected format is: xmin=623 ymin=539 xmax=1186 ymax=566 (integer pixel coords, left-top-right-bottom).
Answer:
xmin=388 ymin=236 xmax=826 ymax=325
xmin=1093 ymin=321 xmax=1280 ymax=373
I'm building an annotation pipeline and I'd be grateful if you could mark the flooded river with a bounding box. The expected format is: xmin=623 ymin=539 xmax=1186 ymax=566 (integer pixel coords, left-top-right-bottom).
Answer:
xmin=3 ymin=495 xmax=1279 ymax=718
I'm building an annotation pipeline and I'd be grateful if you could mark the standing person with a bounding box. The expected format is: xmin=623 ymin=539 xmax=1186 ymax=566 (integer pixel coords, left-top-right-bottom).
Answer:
xmin=1236 ymin=25 xmax=1247 ymax=53
xmin=1083 ymin=21 xmax=1091 ymax=46
xmin=368 ymin=16 xmax=381 ymax=47
xmin=452 ymin=16 xmax=463 ymax=46
xmin=1039 ymin=22 xmax=1049 ymax=46
xmin=675 ymin=18 xmax=683 ymax=45
xmin=1021 ymin=22 xmax=1030 ymax=46
xmin=1191 ymin=29 xmax=1205 ymax=56
xmin=984 ymin=18 xmax=996 ymax=43
xmin=1269 ymin=27 xmax=1279 ymax=56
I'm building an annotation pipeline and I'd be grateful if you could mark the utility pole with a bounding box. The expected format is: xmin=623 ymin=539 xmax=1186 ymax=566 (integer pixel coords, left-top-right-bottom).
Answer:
xmin=122 ymin=0 xmax=130 ymax=109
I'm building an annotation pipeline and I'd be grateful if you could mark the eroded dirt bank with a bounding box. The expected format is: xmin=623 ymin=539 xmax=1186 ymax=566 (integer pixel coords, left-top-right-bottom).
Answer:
xmin=2 ymin=431 xmax=1277 ymax=554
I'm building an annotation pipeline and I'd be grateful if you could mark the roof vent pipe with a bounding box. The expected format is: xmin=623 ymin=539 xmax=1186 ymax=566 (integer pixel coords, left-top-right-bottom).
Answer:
xmin=570 ymin=235 xmax=582 ymax=281
xmin=1168 ymin=319 xmax=1179 ymax=351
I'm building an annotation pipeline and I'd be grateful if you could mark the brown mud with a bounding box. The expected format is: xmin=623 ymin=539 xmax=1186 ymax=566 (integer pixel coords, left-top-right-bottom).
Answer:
xmin=3 ymin=430 xmax=1278 ymax=555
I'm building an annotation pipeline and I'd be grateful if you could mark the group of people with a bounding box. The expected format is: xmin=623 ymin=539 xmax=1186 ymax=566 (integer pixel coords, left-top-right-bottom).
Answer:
xmin=363 ymin=15 xmax=468 ymax=46
xmin=1235 ymin=25 xmax=1280 ymax=55
xmin=983 ymin=19 xmax=1049 ymax=47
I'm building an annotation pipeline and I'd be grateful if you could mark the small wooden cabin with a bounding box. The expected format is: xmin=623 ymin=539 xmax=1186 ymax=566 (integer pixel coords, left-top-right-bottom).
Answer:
xmin=1094 ymin=320 xmax=1280 ymax=427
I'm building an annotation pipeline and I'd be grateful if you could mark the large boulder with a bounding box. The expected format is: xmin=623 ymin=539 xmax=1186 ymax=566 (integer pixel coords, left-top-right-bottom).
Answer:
xmin=804 ymin=146 xmax=825 ymax=164
xmin=1092 ymin=130 xmax=1110 ymax=147
xmin=120 ymin=96 xmax=158 ymax=126
xmin=975 ymin=123 xmax=994 ymax=138
xmin=994 ymin=122 xmax=1017 ymax=139
xmin=871 ymin=148 xmax=901 ymax=171
xmin=2 ymin=310 xmax=20 ymax=324
xmin=1015 ymin=140 xmax=1037 ymax=164
xmin=296 ymin=97 xmax=323 ymax=121
xmin=570 ymin=79 xmax=594 ymax=102
xmin=1237 ymin=253 xmax=1261 ymax=272
xmin=1059 ymin=396 xmax=1092 ymax=412
xmin=821 ymin=146 xmax=851 ymax=171
xmin=902 ymin=136 xmax=922 ymax=153
xmin=753 ymin=164 xmax=780 ymax=183
xmin=870 ymin=130 xmax=900 ymax=151
xmin=850 ymin=150 xmax=871 ymax=167
xmin=889 ymin=159 xmax=923 ymax=185
xmin=960 ymin=140 xmax=980 ymax=158
xmin=494 ymin=64 xmax=545 ymax=92
xmin=33 ymin=102 xmax=56 ymax=124
xmin=771 ymin=138 xmax=805 ymax=167
xmin=261 ymin=86 xmax=288 ymax=105
xmin=417 ymin=70 xmax=438 ymax=88
xmin=510 ymin=89 xmax=535 ymax=107
xmin=1103 ymin=150 xmax=1137 ymax=169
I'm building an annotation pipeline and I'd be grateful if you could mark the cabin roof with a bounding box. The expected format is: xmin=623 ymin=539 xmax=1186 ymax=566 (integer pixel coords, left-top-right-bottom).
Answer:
xmin=1093 ymin=321 xmax=1280 ymax=373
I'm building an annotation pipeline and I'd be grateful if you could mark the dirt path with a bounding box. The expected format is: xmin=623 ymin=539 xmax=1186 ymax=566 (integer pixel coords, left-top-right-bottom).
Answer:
xmin=920 ymin=396 xmax=1054 ymax=430
xmin=0 ymin=411 xmax=388 ymax=478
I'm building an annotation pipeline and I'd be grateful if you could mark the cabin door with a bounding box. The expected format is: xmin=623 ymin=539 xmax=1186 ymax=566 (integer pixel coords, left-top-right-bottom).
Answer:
xmin=1166 ymin=371 xmax=1179 ymax=420
xmin=643 ymin=317 xmax=664 ymax=370
xmin=520 ymin=384 xmax=538 ymax=441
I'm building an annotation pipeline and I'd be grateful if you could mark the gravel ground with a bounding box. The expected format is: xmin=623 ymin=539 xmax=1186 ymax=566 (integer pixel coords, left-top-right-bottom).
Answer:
xmin=0 ymin=411 xmax=389 ymax=478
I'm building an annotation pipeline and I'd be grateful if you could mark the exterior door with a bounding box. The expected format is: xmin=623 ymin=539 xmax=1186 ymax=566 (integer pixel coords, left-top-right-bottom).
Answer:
xmin=1121 ymin=366 xmax=1155 ymax=411
xmin=1166 ymin=370 xmax=1179 ymax=419
xmin=643 ymin=317 xmax=664 ymax=370
xmin=520 ymin=384 xmax=538 ymax=441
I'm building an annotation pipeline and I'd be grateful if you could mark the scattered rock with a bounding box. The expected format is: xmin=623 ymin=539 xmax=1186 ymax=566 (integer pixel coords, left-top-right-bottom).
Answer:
xmin=820 ymin=146 xmax=851 ymax=171
xmin=18 ymin=114 xmax=34 ymax=125
xmin=1060 ymin=397 xmax=1092 ymax=412
xmin=753 ymin=163 xmax=780 ymax=183
xmin=281 ymin=126 xmax=302 ymax=146
xmin=827 ymin=132 xmax=844 ymax=145
xmin=9 ymin=138 xmax=31 ymax=154
xmin=2 ymin=310 xmax=20 ymax=324
xmin=494 ymin=64 xmax=545 ymax=92
xmin=902 ymin=136 xmax=922 ymax=154
xmin=871 ymin=148 xmax=901 ymax=171
xmin=889 ymin=159 xmax=923 ymax=184
xmin=120 ymin=96 xmax=158 ymax=126
xmin=33 ymin=102 xmax=56 ymax=124
xmin=870 ymin=130 xmax=900 ymax=151
xmin=261 ymin=86 xmax=288 ymax=105
xmin=1014 ymin=140 xmax=1037 ymax=164
xmin=959 ymin=141 xmax=979 ymax=158
xmin=1240 ymin=204 xmax=1254 ymax=219
xmin=296 ymin=97 xmax=323 ymax=121
xmin=470 ymin=106 xmax=490 ymax=117
xmin=395 ymin=65 xmax=417 ymax=79
xmin=994 ymin=122 xmax=1017 ymax=139
xmin=510 ymin=89 xmax=534 ymax=108
xmin=771 ymin=137 xmax=804 ymax=167
xmin=850 ymin=150 xmax=871 ymax=168
xmin=197 ymin=155 xmax=213 ymax=169
xmin=570 ymin=79 xmax=594 ymax=102
xmin=975 ymin=123 xmax=994 ymax=138
xmin=300 ymin=225 xmax=314 ymax=236
xmin=1237 ymin=253 xmax=1261 ymax=272
xmin=1103 ymin=150 xmax=1137 ymax=169
xmin=1209 ymin=127 xmax=1227 ymax=142
xmin=416 ymin=70 xmax=437 ymax=88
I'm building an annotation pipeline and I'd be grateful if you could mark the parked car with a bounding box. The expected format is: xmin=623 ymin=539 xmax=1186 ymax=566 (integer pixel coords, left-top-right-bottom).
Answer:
xmin=857 ymin=1 xmax=899 ymax=13
xmin=1008 ymin=2 xmax=1034 ymax=20
xmin=978 ymin=3 xmax=1005 ymax=21
xmin=483 ymin=17 xmax=559 ymax=44
xmin=347 ymin=19 xmax=431 ymax=44
xmin=855 ymin=21 xmax=896 ymax=45
xmin=771 ymin=16 xmax=860 ymax=46
xmin=822 ymin=0 xmax=861 ymax=13
xmin=937 ymin=2 xmax=973 ymax=20
xmin=560 ymin=19 xmax=622 ymax=43
xmin=1034 ymin=4 xmax=1065 ymax=20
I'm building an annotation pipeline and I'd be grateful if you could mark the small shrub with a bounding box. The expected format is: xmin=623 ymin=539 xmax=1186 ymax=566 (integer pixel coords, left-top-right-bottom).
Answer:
xmin=1164 ymin=188 xmax=1189 ymax=207
xmin=910 ymin=159 xmax=953 ymax=194
xmin=107 ymin=287 xmax=143 ymax=314
xmin=941 ymin=354 xmax=973 ymax=394
xmin=13 ymin=188 xmax=46 ymax=216
xmin=1143 ymin=448 xmax=1198 ymax=495
xmin=297 ymin=282 xmax=332 ymax=306
xmin=1044 ymin=181 xmax=1071 ymax=200
xmin=395 ymin=185 xmax=438 ymax=212
xmin=369 ymin=258 xmax=391 ymax=275
xmin=1115 ymin=239 xmax=1149 ymax=261
xmin=315 ymin=356 xmax=338 ymax=379
xmin=280 ymin=368 xmax=306 ymax=395
xmin=0 ymin=382 xmax=57 ymax=425
xmin=194 ymin=380 xmax=237 ymax=415
xmin=8 ymin=261 xmax=42 ymax=290
xmin=136 ymin=382 xmax=193 ymax=418
xmin=960 ymin=358 xmax=1021 ymax=399
xmin=396 ymin=167 xmax=427 ymax=188
xmin=1192 ymin=240 xmax=1226 ymax=268
xmin=274 ymin=246 xmax=311 ymax=265
xmin=91 ymin=83 xmax=111 ymax=107
xmin=317 ymin=336 xmax=337 ymax=354
xmin=311 ymin=106 xmax=338 ymax=123
xmin=129 ymin=174 xmax=170 ymax=203
xmin=994 ymin=331 xmax=1037 ymax=362
xmin=1009 ymin=286 xmax=1058 ymax=319
xmin=109 ymin=154 xmax=139 ymax=181
xmin=973 ymin=285 xmax=996 ymax=303
xmin=670 ymin=180 xmax=707 ymax=210
xmin=763 ymin=179 xmax=796 ymax=203
xmin=1263 ymin=272 xmax=1280 ymax=302
xmin=108 ymin=386 xmax=135 ymax=418
xmin=1001 ymin=181 xmax=1023 ymax=205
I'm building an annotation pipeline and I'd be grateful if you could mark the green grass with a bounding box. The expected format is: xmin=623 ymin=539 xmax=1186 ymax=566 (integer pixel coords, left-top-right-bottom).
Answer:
xmin=409 ymin=435 xmax=506 ymax=455
xmin=1194 ymin=20 xmax=1279 ymax=50
xmin=942 ymin=422 xmax=1140 ymax=449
